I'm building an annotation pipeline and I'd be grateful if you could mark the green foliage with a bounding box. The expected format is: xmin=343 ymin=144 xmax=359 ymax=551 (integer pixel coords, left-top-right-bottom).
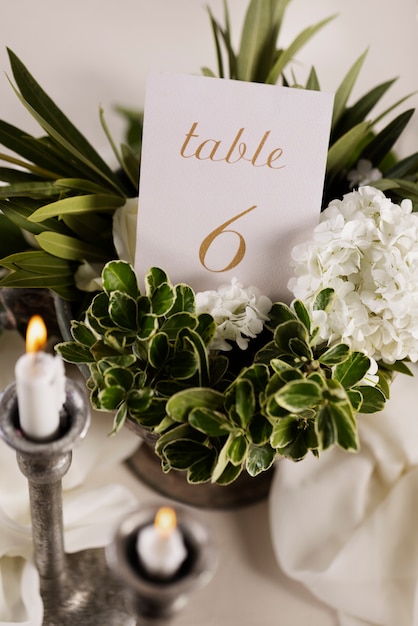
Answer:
xmin=205 ymin=1 xmax=418 ymax=209
xmin=56 ymin=262 xmax=388 ymax=485
xmin=0 ymin=49 xmax=137 ymax=299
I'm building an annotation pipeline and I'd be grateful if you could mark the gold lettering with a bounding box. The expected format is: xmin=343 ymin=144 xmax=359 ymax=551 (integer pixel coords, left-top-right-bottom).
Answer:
xmin=179 ymin=122 xmax=285 ymax=170
xmin=180 ymin=122 xmax=200 ymax=158
xmin=199 ymin=206 xmax=256 ymax=272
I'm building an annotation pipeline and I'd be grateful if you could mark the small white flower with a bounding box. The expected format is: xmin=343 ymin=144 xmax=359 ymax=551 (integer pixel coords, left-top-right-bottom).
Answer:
xmin=196 ymin=278 xmax=272 ymax=351
xmin=112 ymin=197 xmax=138 ymax=265
xmin=347 ymin=158 xmax=382 ymax=189
xmin=289 ymin=186 xmax=418 ymax=364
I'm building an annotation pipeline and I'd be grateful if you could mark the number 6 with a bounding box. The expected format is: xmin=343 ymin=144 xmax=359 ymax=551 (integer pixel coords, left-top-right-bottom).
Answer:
xmin=199 ymin=205 xmax=256 ymax=272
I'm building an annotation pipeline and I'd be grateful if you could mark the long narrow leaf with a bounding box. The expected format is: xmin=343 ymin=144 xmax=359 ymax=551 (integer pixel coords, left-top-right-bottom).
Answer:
xmin=266 ymin=15 xmax=335 ymax=85
xmin=362 ymin=109 xmax=415 ymax=166
xmin=0 ymin=269 xmax=79 ymax=300
xmin=384 ymin=152 xmax=418 ymax=178
xmin=237 ymin=0 xmax=277 ymax=82
xmin=35 ymin=231 xmax=108 ymax=261
xmin=28 ymin=193 xmax=124 ymax=222
xmin=7 ymin=49 xmax=122 ymax=192
xmin=0 ymin=120 xmax=70 ymax=178
xmin=326 ymin=121 xmax=371 ymax=178
xmin=0 ymin=250 xmax=74 ymax=273
xmin=0 ymin=180 xmax=64 ymax=198
xmin=0 ymin=199 xmax=72 ymax=235
xmin=332 ymin=49 xmax=368 ymax=128
xmin=333 ymin=79 xmax=397 ymax=140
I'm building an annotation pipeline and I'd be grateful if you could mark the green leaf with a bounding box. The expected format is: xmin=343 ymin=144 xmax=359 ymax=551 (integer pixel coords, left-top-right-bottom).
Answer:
xmin=362 ymin=109 xmax=415 ymax=167
xmin=151 ymin=282 xmax=176 ymax=316
xmin=274 ymin=319 xmax=309 ymax=355
xmin=0 ymin=198 xmax=71 ymax=235
xmin=0 ymin=250 xmax=74 ymax=274
xmin=326 ymin=121 xmax=371 ymax=179
xmin=265 ymin=302 xmax=296 ymax=331
xmin=7 ymin=49 xmax=126 ymax=194
xmin=313 ymin=288 xmax=335 ymax=312
xmin=148 ymin=332 xmax=170 ymax=369
xmin=214 ymin=462 xmax=243 ymax=486
xmin=270 ymin=417 xmax=317 ymax=460
xmin=110 ymin=402 xmax=128 ymax=434
xmin=108 ymin=291 xmax=138 ymax=331
xmin=317 ymin=401 xmax=359 ymax=451
xmin=128 ymin=396 xmax=166 ymax=428
xmin=189 ymin=407 xmax=232 ymax=436
xmin=102 ymin=260 xmax=140 ymax=298
xmin=35 ymin=231 xmax=106 ymax=261
xmin=145 ymin=267 xmax=169 ymax=296
xmin=305 ymin=66 xmax=320 ymax=91
xmin=55 ymin=341 xmax=93 ymax=364
xmin=170 ymin=345 xmax=199 ymax=380
xmin=293 ymin=299 xmax=311 ymax=331
xmin=227 ymin=433 xmax=249 ymax=466
xmin=29 ymin=193 xmax=123 ymax=222
xmin=211 ymin=435 xmax=233 ymax=482
xmin=334 ymin=352 xmax=370 ymax=388
xmin=98 ymin=385 xmax=125 ymax=410
xmin=246 ymin=443 xmax=275 ymax=476
xmin=166 ymin=387 xmax=224 ymax=422
xmin=187 ymin=455 xmax=215 ymax=484
xmin=335 ymin=78 xmax=397 ymax=139
xmin=162 ymin=439 xmax=214 ymax=470
xmin=355 ymin=385 xmax=386 ymax=413
xmin=275 ymin=379 xmax=322 ymax=412
xmin=234 ymin=378 xmax=255 ymax=427
xmin=319 ymin=343 xmax=350 ymax=366
xmin=248 ymin=414 xmax=272 ymax=445
xmin=266 ymin=15 xmax=336 ymax=85
xmin=237 ymin=0 xmax=289 ymax=82
xmin=161 ymin=312 xmax=197 ymax=341
xmin=332 ymin=49 xmax=368 ymax=128
xmin=171 ymin=283 xmax=196 ymax=314
xmin=104 ymin=366 xmax=134 ymax=391
xmin=70 ymin=321 xmax=97 ymax=347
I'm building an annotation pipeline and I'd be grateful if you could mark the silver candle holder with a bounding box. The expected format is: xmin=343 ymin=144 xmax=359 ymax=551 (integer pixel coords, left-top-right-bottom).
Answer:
xmin=0 ymin=381 xmax=217 ymax=625
xmin=106 ymin=505 xmax=218 ymax=623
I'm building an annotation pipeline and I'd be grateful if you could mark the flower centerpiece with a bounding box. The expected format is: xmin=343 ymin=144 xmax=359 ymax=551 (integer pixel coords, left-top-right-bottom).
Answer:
xmin=0 ymin=0 xmax=418 ymax=487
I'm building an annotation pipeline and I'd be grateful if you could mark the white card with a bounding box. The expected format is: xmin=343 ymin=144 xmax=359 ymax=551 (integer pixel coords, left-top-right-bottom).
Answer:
xmin=135 ymin=72 xmax=333 ymax=302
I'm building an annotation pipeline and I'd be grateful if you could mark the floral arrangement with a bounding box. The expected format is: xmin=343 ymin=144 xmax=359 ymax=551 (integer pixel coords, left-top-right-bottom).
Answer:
xmin=0 ymin=0 xmax=417 ymax=485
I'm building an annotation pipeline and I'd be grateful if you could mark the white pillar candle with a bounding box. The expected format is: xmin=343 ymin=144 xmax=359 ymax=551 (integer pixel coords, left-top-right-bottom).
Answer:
xmin=136 ymin=507 xmax=187 ymax=579
xmin=15 ymin=315 xmax=66 ymax=441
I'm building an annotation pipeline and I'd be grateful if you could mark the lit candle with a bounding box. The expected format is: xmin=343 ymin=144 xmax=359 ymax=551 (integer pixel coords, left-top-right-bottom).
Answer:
xmin=15 ymin=315 xmax=66 ymax=441
xmin=136 ymin=506 xmax=188 ymax=579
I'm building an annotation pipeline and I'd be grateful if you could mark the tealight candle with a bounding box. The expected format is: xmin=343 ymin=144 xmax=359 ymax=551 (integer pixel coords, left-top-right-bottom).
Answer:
xmin=15 ymin=315 xmax=66 ymax=441
xmin=136 ymin=506 xmax=188 ymax=579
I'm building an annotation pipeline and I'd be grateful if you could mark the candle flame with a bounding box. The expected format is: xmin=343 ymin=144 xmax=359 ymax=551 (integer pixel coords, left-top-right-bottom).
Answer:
xmin=154 ymin=507 xmax=177 ymax=538
xmin=26 ymin=315 xmax=47 ymax=353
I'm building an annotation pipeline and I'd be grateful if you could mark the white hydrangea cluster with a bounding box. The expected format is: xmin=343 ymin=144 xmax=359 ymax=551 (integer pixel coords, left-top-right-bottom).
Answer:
xmin=288 ymin=186 xmax=418 ymax=364
xmin=195 ymin=278 xmax=272 ymax=351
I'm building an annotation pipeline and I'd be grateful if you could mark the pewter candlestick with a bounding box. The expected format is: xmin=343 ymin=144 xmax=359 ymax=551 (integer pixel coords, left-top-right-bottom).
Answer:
xmin=106 ymin=505 xmax=218 ymax=623
xmin=0 ymin=380 xmax=136 ymax=626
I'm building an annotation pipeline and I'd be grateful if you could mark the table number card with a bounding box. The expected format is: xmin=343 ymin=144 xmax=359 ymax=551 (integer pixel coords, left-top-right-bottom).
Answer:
xmin=135 ymin=72 xmax=334 ymax=301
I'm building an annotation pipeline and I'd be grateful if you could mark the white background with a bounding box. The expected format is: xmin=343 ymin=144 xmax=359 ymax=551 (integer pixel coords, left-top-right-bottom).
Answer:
xmin=0 ymin=0 xmax=417 ymax=159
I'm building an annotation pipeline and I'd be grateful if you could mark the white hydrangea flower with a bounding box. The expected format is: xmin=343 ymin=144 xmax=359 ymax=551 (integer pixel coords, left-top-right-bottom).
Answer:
xmin=347 ymin=158 xmax=382 ymax=189
xmin=195 ymin=278 xmax=272 ymax=351
xmin=289 ymin=186 xmax=418 ymax=364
